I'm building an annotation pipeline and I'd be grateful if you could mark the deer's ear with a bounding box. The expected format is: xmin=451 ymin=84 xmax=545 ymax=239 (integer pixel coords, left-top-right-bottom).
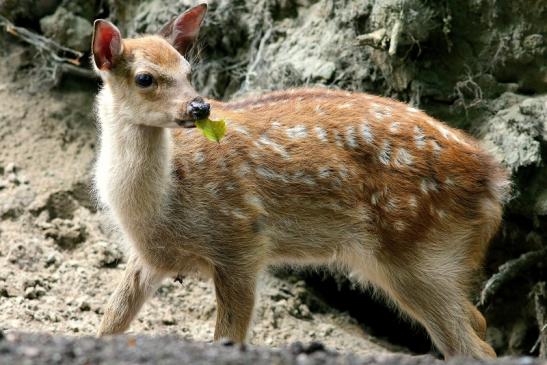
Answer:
xmin=92 ymin=20 xmax=123 ymax=71
xmin=159 ymin=3 xmax=207 ymax=55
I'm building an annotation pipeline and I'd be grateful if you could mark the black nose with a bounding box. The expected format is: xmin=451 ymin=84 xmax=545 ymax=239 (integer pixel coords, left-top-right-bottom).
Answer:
xmin=188 ymin=99 xmax=210 ymax=120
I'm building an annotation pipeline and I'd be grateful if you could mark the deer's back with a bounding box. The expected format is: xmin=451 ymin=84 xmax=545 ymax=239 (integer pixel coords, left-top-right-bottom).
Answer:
xmin=171 ymin=89 xmax=508 ymax=262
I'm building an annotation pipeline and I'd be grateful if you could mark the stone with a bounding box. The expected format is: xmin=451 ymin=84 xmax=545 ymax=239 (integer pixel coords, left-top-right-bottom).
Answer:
xmin=39 ymin=7 xmax=93 ymax=52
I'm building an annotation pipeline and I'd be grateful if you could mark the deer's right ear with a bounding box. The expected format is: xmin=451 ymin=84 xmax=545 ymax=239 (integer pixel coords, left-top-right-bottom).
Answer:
xmin=92 ymin=20 xmax=123 ymax=71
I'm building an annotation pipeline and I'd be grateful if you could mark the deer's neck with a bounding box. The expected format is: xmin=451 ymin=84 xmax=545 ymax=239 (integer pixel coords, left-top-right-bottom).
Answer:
xmin=95 ymin=87 xmax=173 ymax=230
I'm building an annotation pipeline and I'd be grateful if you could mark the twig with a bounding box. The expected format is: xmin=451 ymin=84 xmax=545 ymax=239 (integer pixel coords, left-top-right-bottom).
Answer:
xmin=480 ymin=247 xmax=547 ymax=307
xmin=0 ymin=14 xmax=83 ymax=65
xmin=388 ymin=18 xmax=403 ymax=56
xmin=531 ymin=282 xmax=547 ymax=358
xmin=356 ymin=28 xmax=387 ymax=49
xmin=241 ymin=26 xmax=273 ymax=92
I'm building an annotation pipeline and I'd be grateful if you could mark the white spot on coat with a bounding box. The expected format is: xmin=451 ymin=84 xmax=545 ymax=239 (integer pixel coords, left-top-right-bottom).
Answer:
xmin=408 ymin=195 xmax=418 ymax=208
xmin=385 ymin=198 xmax=398 ymax=211
xmin=255 ymin=134 xmax=290 ymax=159
xmin=238 ymin=162 xmax=251 ymax=177
xmin=315 ymin=105 xmax=326 ymax=116
xmin=414 ymin=126 xmax=426 ymax=149
xmin=437 ymin=125 xmax=450 ymax=139
xmin=333 ymin=130 xmax=343 ymax=147
xmin=301 ymin=175 xmax=316 ymax=186
xmin=345 ymin=126 xmax=358 ymax=148
xmin=314 ymin=126 xmax=328 ymax=142
xmin=360 ymin=122 xmax=374 ymax=144
xmin=338 ymin=102 xmax=353 ymax=109
xmin=235 ymin=126 xmax=250 ymax=136
xmin=407 ymin=106 xmax=420 ymax=113
xmin=394 ymin=221 xmax=406 ymax=231
xmin=245 ymin=194 xmax=267 ymax=214
xmin=394 ymin=148 xmax=414 ymax=166
xmin=338 ymin=166 xmax=349 ymax=179
xmin=232 ymin=208 xmax=248 ymax=220
xmin=420 ymin=178 xmax=438 ymax=194
xmin=205 ymin=182 xmax=220 ymax=196
xmin=256 ymin=167 xmax=288 ymax=182
xmin=286 ymin=125 xmax=308 ymax=139
xmin=430 ymin=140 xmax=441 ymax=156
xmin=379 ymin=141 xmax=391 ymax=165
xmin=194 ymin=152 xmax=205 ymax=164
xmin=389 ymin=122 xmax=400 ymax=133
xmin=371 ymin=192 xmax=380 ymax=205
xmin=318 ymin=167 xmax=332 ymax=178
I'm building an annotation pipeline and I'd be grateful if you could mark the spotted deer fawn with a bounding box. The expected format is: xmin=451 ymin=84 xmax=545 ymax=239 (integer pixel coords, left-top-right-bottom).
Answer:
xmin=92 ymin=3 xmax=509 ymax=359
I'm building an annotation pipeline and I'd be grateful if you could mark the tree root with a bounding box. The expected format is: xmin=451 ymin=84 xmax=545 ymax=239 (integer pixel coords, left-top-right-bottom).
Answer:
xmin=0 ymin=15 xmax=95 ymax=81
xmin=532 ymin=282 xmax=547 ymax=358
xmin=480 ymin=247 xmax=547 ymax=307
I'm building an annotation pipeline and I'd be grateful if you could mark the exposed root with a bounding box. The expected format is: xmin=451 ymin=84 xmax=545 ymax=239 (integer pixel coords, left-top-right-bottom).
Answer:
xmin=453 ymin=66 xmax=485 ymax=115
xmin=356 ymin=28 xmax=388 ymax=49
xmin=388 ymin=18 xmax=403 ymax=56
xmin=532 ymin=282 xmax=547 ymax=358
xmin=480 ymin=248 xmax=547 ymax=307
xmin=0 ymin=15 xmax=95 ymax=85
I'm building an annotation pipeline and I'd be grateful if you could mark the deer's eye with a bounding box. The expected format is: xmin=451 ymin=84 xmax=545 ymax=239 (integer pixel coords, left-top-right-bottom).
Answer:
xmin=135 ymin=73 xmax=154 ymax=88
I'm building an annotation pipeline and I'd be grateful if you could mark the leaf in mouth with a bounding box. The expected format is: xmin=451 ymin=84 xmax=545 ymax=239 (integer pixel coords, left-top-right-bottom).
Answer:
xmin=195 ymin=118 xmax=227 ymax=143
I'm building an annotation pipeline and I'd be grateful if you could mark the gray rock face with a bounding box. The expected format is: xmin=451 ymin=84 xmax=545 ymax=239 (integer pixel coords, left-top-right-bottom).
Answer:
xmin=39 ymin=6 xmax=92 ymax=52
xmin=481 ymin=94 xmax=547 ymax=173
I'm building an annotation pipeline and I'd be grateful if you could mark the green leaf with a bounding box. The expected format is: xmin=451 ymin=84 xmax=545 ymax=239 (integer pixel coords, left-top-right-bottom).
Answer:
xmin=195 ymin=118 xmax=227 ymax=143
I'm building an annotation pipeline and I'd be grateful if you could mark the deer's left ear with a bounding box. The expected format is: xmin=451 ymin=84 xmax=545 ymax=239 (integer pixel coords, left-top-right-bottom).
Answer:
xmin=159 ymin=3 xmax=207 ymax=55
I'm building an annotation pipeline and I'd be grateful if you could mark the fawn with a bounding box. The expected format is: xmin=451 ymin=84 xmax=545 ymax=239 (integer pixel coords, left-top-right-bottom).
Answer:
xmin=91 ymin=3 xmax=509 ymax=359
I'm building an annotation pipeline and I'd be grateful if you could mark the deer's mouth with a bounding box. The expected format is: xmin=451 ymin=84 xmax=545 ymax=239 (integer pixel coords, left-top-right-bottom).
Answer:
xmin=175 ymin=119 xmax=196 ymax=128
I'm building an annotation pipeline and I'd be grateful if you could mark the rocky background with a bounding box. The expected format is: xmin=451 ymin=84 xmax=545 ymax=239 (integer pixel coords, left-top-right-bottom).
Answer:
xmin=0 ymin=0 xmax=545 ymax=361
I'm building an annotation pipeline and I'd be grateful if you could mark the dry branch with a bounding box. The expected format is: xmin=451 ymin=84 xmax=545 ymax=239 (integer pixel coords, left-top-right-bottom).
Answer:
xmin=532 ymin=282 xmax=547 ymax=358
xmin=480 ymin=247 xmax=547 ymax=307
xmin=0 ymin=15 xmax=95 ymax=80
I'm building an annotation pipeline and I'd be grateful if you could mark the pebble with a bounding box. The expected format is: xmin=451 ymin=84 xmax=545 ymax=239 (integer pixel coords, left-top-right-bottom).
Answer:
xmin=5 ymin=162 xmax=16 ymax=174
xmin=78 ymin=301 xmax=90 ymax=312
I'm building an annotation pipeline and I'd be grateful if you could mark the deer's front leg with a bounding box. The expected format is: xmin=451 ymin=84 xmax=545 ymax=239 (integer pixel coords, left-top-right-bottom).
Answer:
xmin=97 ymin=254 xmax=165 ymax=336
xmin=213 ymin=266 xmax=257 ymax=342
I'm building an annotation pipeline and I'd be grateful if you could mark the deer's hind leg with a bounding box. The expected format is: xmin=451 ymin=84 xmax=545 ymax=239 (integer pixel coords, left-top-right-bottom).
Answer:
xmin=347 ymin=241 xmax=495 ymax=359
xmin=98 ymin=254 xmax=165 ymax=336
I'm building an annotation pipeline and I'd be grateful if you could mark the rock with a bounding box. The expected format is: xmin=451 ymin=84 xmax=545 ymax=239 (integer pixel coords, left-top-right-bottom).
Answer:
xmin=0 ymin=185 xmax=36 ymax=220
xmin=480 ymin=94 xmax=547 ymax=172
xmin=0 ymin=0 xmax=60 ymax=23
xmin=59 ymin=0 xmax=96 ymax=20
xmin=39 ymin=7 xmax=93 ymax=52
xmin=85 ymin=241 xmax=124 ymax=268
xmin=41 ymin=218 xmax=87 ymax=249
xmin=78 ymin=301 xmax=90 ymax=312
xmin=29 ymin=189 xmax=80 ymax=219
xmin=5 ymin=162 xmax=16 ymax=174
xmin=24 ymin=286 xmax=47 ymax=300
